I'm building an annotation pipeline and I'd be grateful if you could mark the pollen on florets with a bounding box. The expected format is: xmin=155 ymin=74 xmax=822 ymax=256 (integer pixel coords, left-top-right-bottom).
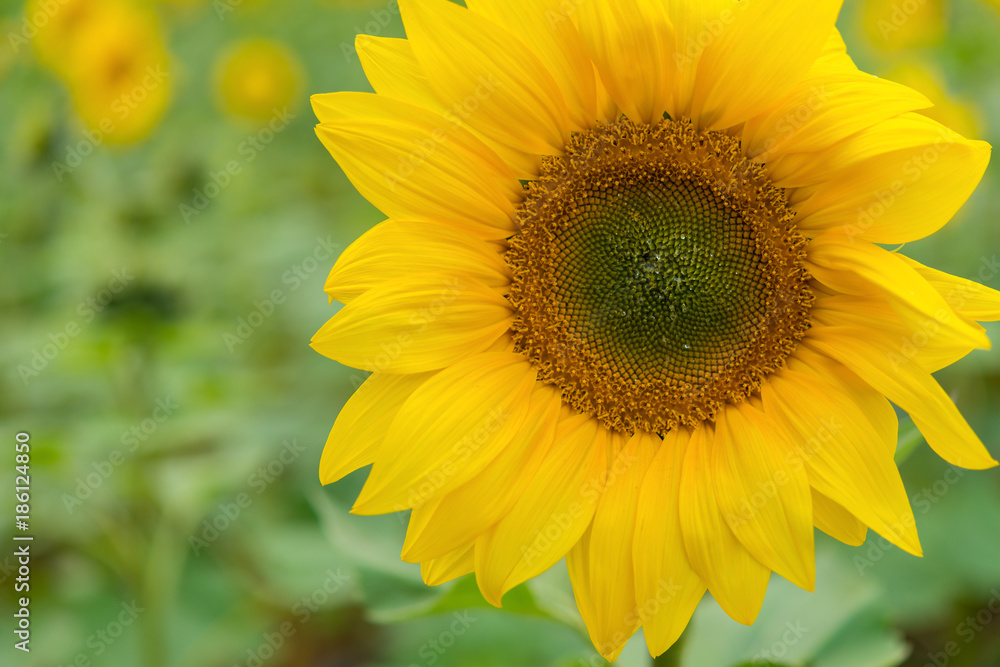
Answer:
xmin=506 ymin=117 xmax=813 ymax=434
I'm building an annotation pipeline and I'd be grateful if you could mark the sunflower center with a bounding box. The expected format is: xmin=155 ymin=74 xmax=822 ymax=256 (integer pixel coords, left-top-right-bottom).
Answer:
xmin=507 ymin=118 xmax=812 ymax=434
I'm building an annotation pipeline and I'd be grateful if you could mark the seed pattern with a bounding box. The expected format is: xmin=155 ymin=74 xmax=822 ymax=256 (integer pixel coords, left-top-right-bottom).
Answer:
xmin=506 ymin=118 xmax=813 ymax=434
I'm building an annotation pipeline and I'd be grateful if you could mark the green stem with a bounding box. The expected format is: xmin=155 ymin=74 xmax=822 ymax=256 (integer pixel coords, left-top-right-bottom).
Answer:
xmin=138 ymin=519 xmax=176 ymax=667
xmin=894 ymin=423 xmax=924 ymax=465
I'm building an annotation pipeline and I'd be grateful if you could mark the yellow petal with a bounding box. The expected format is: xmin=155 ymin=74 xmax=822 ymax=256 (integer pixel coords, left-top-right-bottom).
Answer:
xmin=812 ymin=292 xmax=982 ymax=374
xmin=573 ymin=0 xmax=674 ymax=124
xmin=713 ymin=403 xmax=815 ymax=592
xmin=763 ymin=354 xmax=922 ymax=555
xmin=678 ymin=424 xmax=770 ymax=625
xmin=421 ymin=543 xmax=475 ymax=586
xmin=691 ymin=0 xmax=843 ymax=130
xmin=743 ymin=29 xmax=924 ymax=163
xmin=812 ymin=488 xmax=867 ymax=547
xmin=788 ymin=114 xmax=990 ymax=244
xmin=311 ymin=273 xmax=513 ymax=374
xmin=566 ymin=433 xmax=656 ymax=662
xmin=354 ymin=35 xmax=542 ymax=178
xmin=785 ymin=113 xmax=989 ymax=188
xmin=745 ymin=73 xmax=930 ymax=164
xmin=399 ymin=0 xmax=570 ymax=158
xmin=325 ymin=219 xmax=511 ymax=304
xmin=355 ymin=35 xmax=441 ymax=111
xmin=465 ymin=0 xmax=597 ymax=130
xmin=320 ymin=370 xmax=436 ymax=484
xmin=899 ymin=254 xmax=1000 ymax=322
xmin=401 ymin=383 xmax=562 ymax=562
xmin=312 ymin=91 xmax=520 ymax=240
xmin=809 ymin=29 xmax=859 ymax=76
xmin=806 ymin=235 xmax=989 ymax=352
xmin=790 ymin=345 xmax=899 ymax=452
xmin=474 ymin=414 xmax=608 ymax=606
xmin=352 ymin=352 xmax=536 ymax=514
xmin=664 ymin=0 xmax=731 ymax=118
xmin=634 ymin=428 xmax=706 ymax=657
xmin=806 ymin=328 xmax=998 ymax=470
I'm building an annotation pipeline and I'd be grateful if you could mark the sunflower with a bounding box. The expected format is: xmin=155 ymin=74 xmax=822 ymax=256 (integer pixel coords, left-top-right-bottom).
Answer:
xmin=214 ymin=39 xmax=303 ymax=123
xmin=860 ymin=0 xmax=945 ymax=52
xmin=57 ymin=0 xmax=172 ymax=144
xmin=27 ymin=0 xmax=98 ymax=74
xmin=887 ymin=62 xmax=981 ymax=139
xmin=35 ymin=0 xmax=172 ymax=145
xmin=310 ymin=0 xmax=998 ymax=660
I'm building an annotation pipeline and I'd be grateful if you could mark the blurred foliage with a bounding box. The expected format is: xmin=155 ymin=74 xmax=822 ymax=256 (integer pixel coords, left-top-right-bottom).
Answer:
xmin=1 ymin=1 xmax=999 ymax=666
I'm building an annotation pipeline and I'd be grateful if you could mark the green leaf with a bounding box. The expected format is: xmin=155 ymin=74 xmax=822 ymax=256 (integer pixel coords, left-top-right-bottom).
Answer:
xmin=427 ymin=575 xmax=548 ymax=617
xmin=683 ymin=543 xmax=909 ymax=667
xmin=811 ymin=610 xmax=910 ymax=667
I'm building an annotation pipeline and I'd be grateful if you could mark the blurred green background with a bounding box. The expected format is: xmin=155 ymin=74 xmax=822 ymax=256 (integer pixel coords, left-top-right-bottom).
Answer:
xmin=1 ymin=0 xmax=999 ymax=666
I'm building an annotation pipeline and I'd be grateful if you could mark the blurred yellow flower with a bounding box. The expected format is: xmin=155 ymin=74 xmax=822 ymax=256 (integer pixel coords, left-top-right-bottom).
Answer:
xmin=214 ymin=39 xmax=303 ymax=123
xmin=26 ymin=0 xmax=99 ymax=74
xmin=888 ymin=63 xmax=981 ymax=138
xmin=862 ymin=0 xmax=946 ymax=51
xmin=65 ymin=2 xmax=171 ymax=145
xmin=27 ymin=0 xmax=172 ymax=145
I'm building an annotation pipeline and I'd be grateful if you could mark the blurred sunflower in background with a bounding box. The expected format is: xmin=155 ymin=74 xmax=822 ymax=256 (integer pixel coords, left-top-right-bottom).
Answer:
xmin=310 ymin=0 xmax=999 ymax=661
xmin=214 ymin=39 xmax=303 ymax=124
xmin=29 ymin=0 xmax=172 ymax=144
xmin=861 ymin=0 xmax=947 ymax=51
xmin=855 ymin=0 xmax=984 ymax=193
xmin=887 ymin=62 xmax=981 ymax=138
xmin=27 ymin=0 xmax=98 ymax=72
